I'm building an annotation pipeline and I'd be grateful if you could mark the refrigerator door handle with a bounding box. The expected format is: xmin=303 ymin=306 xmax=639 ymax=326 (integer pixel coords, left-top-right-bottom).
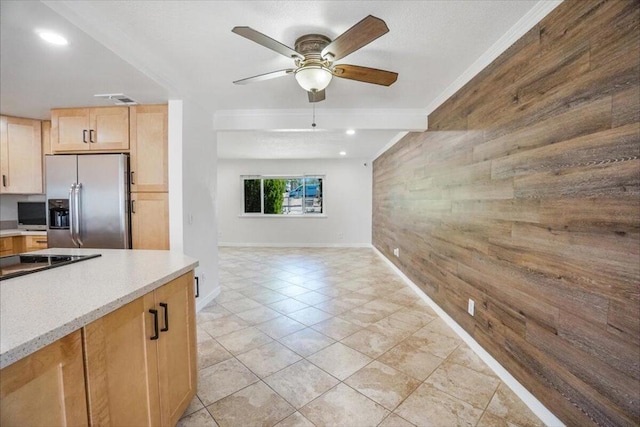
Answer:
xmin=75 ymin=183 xmax=84 ymax=246
xmin=69 ymin=184 xmax=78 ymax=245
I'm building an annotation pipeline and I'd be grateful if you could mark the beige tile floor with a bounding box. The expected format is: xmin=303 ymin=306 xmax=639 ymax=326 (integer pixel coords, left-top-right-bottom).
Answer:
xmin=178 ymin=247 xmax=544 ymax=427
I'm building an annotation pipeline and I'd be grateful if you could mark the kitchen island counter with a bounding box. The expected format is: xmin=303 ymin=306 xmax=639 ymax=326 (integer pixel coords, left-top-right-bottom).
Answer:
xmin=0 ymin=248 xmax=198 ymax=369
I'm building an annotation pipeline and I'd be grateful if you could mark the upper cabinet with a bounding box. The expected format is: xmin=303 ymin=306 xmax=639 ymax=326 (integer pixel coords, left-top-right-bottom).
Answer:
xmin=0 ymin=115 xmax=43 ymax=194
xmin=130 ymin=105 xmax=168 ymax=192
xmin=51 ymin=107 xmax=129 ymax=153
xmin=41 ymin=120 xmax=51 ymax=156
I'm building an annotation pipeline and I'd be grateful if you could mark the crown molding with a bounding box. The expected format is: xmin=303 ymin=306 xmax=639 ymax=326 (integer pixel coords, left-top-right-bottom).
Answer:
xmin=424 ymin=0 xmax=564 ymax=118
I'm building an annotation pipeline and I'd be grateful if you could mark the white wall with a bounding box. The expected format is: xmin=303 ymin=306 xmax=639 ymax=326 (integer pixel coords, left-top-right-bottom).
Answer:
xmin=180 ymin=100 xmax=220 ymax=310
xmin=217 ymin=158 xmax=372 ymax=247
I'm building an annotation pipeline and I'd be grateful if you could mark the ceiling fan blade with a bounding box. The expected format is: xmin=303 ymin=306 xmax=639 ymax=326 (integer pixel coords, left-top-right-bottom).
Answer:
xmin=321 ymin=15 xmax=389 ymax=61
xmin=232 ymin=27 xmax=304 ymax=60
xmin=233 ymin=69 xmax=295 ymax=85
xmin=308 ymin=90 xmax=326 ymax=103
xmin=333 ymin=64 xmax=398 ymax=86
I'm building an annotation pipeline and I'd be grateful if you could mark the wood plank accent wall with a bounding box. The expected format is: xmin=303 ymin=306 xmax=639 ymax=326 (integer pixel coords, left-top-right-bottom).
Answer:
xmin=372 ymin=1 xmax=639 ymax=425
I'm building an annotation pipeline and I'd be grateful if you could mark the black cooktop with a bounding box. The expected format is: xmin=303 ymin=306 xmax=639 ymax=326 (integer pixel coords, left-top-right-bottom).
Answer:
xmin=0 ymin=254 xmax=102 ymax=281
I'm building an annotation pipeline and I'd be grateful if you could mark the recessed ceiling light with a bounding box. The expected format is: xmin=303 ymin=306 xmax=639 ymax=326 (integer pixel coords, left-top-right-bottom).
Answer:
xmin=37 ymin=31 xmax=68 ymax=46
xmin=346 ymin=129 xmax=356 ymax=135
xmin=339 ymin=151 xmax=347 ymax=156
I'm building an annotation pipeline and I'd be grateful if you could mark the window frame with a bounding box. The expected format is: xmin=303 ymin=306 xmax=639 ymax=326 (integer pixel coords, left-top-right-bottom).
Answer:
xmin=239 ymin=174 xmax=326 ymax=217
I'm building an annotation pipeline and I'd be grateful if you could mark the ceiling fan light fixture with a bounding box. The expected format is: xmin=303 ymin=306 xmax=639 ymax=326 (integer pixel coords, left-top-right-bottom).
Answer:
xmin=295 ymin=65 xmax=333 ymax=92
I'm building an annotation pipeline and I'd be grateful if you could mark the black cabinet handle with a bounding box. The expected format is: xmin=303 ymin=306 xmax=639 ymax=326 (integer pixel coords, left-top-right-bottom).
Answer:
xmin=83 ymin=129 xmax=88 ymax=143
xmin=36 ymin=240 xmax=47 ymax=244
xmin=149 ymin=309 xmax=159 ymax=340
xmin=131 ymin=171 xmax=135 ymax=185
xmin=2 ymin=175 xmax=6 ymax=187
xmin=195 ymin=276 xmax=200 ymax=298
xmin=160 ymin=303 xmax=169 ymax=332
xmin=131 ymin=200 xmax=136 ymax=214
xmin=89 ymin=129 xmax=95 ymax=143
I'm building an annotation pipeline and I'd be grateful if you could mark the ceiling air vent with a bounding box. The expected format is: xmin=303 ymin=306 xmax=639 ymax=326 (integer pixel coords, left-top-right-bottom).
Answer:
xmin=94 ymin=93 xmax=138 ymax=106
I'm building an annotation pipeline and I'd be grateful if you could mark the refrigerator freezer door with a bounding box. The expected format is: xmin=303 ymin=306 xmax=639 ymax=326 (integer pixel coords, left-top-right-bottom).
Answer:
xmin=77 ymin=154 xmax=130 ymax=249
xmin=46 ymin=155 xmax=78 ymax=248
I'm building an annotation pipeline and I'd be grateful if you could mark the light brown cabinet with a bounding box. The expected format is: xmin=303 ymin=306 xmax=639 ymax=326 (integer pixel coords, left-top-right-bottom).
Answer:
xmin=0 ymin=236 xmax=15 ymax=256
xmin=84 ymin=291 xmax=161 ymax=426
xmin=0 ymin=235 xmax=48 ymax=255
xmin=0 ymin=330 xmax=88 ymax=427
xmin=131 ymin=192 xmax=170 ymax=250
xmin=51 ymin=107 xmax=129 ymax=153
xmin=130 ymin=105 xmax=170 ymax=250
xmin=155 ymin=272 xmax=198 ymax=426
xmin=130 ymin=105 xmax=168 ymax=192
xmin=83 ymin=271 xmax=196 ymax=426
xmin=41 ymin=120 xmax=51 ymax=156
xmin=24 ymin=235 xmax=48 ymax=251
xmin=0 ymin=116 xmax=43 ymax=194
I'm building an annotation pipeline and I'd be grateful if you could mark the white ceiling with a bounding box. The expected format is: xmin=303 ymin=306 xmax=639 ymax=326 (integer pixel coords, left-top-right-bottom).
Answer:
xmin=0 ymin=0 xmax=556 ymax=160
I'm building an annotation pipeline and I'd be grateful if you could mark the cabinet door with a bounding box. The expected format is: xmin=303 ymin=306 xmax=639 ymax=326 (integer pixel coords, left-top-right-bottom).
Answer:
xmin=83 ymin=292 xmax=161 ymax=427
xmin=131 ymin=192 xmax=170 ymax=249
xmin=0 ymin=236 xmax=14 ymax=256
xmin=90 ymin=107 xmax=129 ymax=151
xmin=51 ymin=108 xmax=91 ymax=152
xmin=0 ymin=116 xmax=42 ymax=194
xmin=0 ymin=330 xmax=88 ymax=427
xmin=41 ymin=120 xmax=52 ymax=156
xmin=156 ymin=272 xmax=197 ymax=426
xmin=130 ymin=105 xmax=168 ymax=192
xmin=41 ymin=120 xmax=51 ymax=192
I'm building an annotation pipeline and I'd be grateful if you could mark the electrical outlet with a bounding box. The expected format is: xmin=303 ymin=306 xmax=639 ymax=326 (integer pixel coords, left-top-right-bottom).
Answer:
xmin=393 ymin=248 xmax=400 ymax=257
xmin=338 ymin=232 xmax=344 ymax=240
xmin=467 ymin=299 xmax=475 ymax=316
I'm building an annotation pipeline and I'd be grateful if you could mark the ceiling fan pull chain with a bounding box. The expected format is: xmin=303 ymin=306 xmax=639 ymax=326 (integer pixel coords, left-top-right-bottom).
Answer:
xmin=312 ymin=103 xmax=317 ymax=129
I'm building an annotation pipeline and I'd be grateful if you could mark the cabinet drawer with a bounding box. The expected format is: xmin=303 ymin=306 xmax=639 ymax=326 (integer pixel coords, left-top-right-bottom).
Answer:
xmin=25 ymin=235 xmax=48 ymax=251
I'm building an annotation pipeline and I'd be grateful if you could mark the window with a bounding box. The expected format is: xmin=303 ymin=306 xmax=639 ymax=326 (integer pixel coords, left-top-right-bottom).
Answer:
xmin=242 ymin=175 xmax=324 ymax=215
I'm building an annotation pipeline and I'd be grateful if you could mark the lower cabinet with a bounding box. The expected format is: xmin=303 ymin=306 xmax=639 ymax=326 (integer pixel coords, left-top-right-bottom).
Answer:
xmin=83 ymin=271 xmax=196 ymax=426
xmin=131 ymin=192 xmax=170 ymax=249
xmin=0 ymin=236 xmax=14 ymax=256
xmin=0 ymin=235 xmax=48 ymax=256
xmin=0 ymin=271 xmax=196 ymax=427
xmin=0 ymin=330 xmax=88 ymax=427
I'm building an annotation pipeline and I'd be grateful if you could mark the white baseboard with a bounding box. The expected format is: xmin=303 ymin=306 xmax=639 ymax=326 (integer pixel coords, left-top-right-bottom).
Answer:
xmin=372 ymin=247 xmax=564 ymax=427
xmin=195 ymin=286 xmax=220 ymax=312
xmin=218 ymin=242 xmax=373 ymax=248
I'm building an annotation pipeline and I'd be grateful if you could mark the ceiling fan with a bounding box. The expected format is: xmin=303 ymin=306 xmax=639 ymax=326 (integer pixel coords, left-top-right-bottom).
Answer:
xmin=232 ymin=15 xmax=398 ymax=103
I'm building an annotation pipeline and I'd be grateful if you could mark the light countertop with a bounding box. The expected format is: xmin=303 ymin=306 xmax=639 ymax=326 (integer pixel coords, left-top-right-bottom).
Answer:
xmin=0 ymin=248 xmax=198 ymax=369
xmin=0 ymin=229 xmax=47 ymax=237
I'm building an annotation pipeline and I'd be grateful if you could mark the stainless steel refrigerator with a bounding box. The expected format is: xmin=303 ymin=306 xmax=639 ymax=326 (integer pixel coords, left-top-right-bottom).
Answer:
xmin=46 ymin=154 xmax=131 ymax=249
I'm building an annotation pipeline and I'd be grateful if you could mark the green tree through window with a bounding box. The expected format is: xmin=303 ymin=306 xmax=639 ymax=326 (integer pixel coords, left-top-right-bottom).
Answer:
xmin=263 ymin=179 xmax=287 ymax=214
xmin=242 ymin=175 xmax=324 ymax=215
